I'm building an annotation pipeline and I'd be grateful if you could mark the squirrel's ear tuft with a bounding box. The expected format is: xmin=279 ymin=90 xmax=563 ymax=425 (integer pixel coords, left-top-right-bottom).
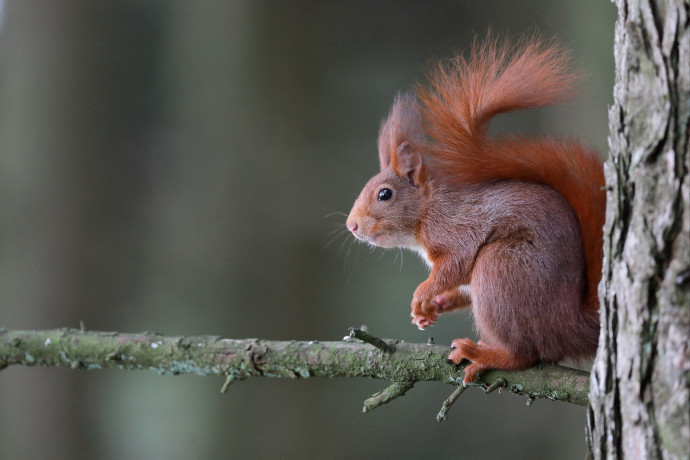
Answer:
xmin=391 ymin=141 xmax=424 ymax=186
xmin=377 ymin=91 xmax=425 ymax=171
xmin=378 ymin=118 xmax=393 ymax=170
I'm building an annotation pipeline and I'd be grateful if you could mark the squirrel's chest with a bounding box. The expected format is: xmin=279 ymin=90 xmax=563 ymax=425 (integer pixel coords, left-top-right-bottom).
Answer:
xmin=410 ymin=245 xmax=433 ymax=268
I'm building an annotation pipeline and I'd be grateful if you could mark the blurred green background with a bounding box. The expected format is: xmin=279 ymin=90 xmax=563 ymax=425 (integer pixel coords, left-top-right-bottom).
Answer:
xmin=0 ymin=1 xmax=614 ymax=459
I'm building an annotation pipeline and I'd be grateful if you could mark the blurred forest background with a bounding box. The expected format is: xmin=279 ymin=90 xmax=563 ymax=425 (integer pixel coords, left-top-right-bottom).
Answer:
xmin=0 ymin=1 xmax=615 ymax=459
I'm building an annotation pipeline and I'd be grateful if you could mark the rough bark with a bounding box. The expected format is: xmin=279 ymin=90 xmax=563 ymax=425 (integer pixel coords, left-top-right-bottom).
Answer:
xmin=0 ymin=328 xmax=591 ymax=416
xmin=587 ymin=0 xmax=690 ymax=458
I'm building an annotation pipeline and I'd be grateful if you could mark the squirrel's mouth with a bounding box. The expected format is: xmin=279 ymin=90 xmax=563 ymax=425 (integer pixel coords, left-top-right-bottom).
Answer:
xmin=352 ymin=231 xmax=383 ymax=246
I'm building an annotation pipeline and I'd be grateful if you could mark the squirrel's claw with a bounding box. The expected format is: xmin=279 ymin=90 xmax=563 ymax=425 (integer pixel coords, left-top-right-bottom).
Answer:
xmin=411 ymin=314 xmax=436 ymax=330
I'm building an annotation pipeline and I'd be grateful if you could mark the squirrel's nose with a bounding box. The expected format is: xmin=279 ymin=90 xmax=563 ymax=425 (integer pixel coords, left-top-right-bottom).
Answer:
xmin=346 ymin=217 xmax=358 ymax=233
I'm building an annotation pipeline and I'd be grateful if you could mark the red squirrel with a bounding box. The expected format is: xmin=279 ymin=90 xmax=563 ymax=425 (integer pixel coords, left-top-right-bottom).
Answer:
xmin=346 ymin=38 xmax=605 ymax=384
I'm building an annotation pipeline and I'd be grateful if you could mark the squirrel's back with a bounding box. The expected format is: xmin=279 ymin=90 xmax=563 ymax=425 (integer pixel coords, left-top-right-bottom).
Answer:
xmin=416 ymin=37 xmax=605 ymax=314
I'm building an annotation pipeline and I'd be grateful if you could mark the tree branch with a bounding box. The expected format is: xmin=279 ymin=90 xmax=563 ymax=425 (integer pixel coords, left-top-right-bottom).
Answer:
xmin=0 ymin=328 xmax=590 ymax=418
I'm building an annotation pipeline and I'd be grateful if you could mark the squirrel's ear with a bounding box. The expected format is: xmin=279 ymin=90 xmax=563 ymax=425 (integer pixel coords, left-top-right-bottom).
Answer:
xmin=391 ymin=141 xmax=424 ymax=186
xmin=377 ymin=91 xmax=424 ymax=171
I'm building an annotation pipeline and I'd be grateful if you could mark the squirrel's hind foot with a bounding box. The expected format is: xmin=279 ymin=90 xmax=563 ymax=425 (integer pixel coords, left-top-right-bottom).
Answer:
xmin=449 ymin=338 xmax=536 ymax=384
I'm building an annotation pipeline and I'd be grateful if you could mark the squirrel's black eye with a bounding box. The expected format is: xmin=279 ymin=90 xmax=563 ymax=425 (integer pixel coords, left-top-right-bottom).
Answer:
xmin=377 ymin=188 xmax=393 ymax=201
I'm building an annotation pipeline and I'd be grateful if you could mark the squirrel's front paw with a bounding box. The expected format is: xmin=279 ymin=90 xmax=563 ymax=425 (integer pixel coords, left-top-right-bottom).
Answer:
xmin=434 ymin=288 xmax=470 ymax=312
xmin=410 ymin=297 xmax=440 ymax=330
xmin=433 ymin=292 xmax=453 ymax=311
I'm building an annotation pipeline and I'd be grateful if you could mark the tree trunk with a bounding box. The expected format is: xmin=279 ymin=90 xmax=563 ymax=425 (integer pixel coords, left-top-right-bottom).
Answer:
xmin=587 ymin=0 xmax=689 ymax=458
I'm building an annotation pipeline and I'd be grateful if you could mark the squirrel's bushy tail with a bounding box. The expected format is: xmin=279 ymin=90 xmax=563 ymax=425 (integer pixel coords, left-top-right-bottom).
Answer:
xmin=417 ymin=36 xmax=605 ymax=314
